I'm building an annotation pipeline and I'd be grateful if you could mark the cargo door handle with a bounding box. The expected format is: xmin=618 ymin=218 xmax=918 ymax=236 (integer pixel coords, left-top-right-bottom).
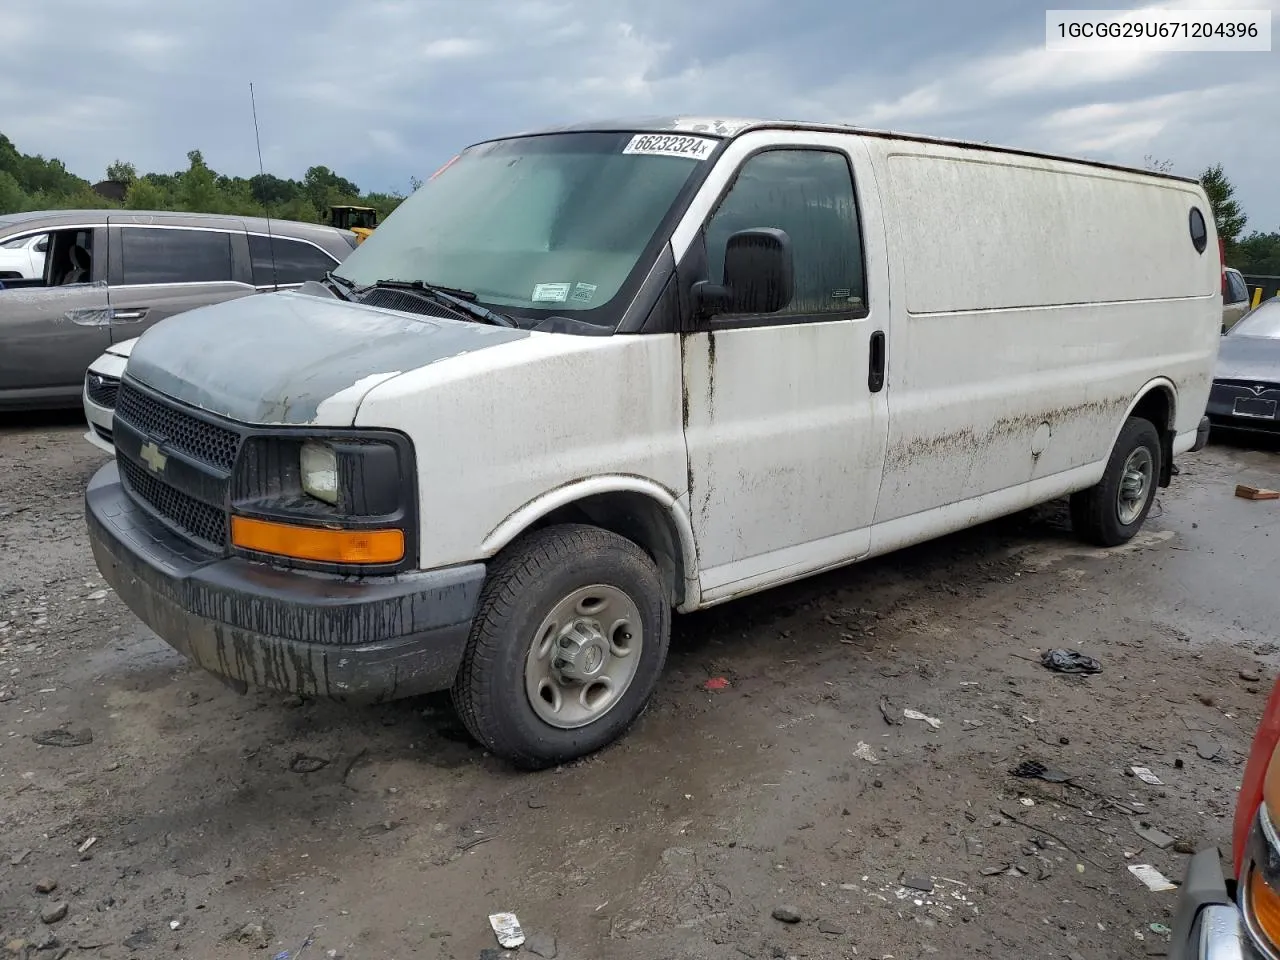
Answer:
xmin=868 ymin=330 xmax=886 ymax=393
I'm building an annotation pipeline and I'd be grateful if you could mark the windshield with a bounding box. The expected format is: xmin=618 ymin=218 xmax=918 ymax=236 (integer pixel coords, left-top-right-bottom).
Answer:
xmin=337 ymin=131 xmax=718 ymax=325
xmin=1230 ymin=298 xmax=1280 ymax=339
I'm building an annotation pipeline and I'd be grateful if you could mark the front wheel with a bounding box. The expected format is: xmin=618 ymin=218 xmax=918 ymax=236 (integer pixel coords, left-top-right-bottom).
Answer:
xmin=1070 ymin=416 xmax=1162 ymax=547
xmin=452 ymin=524 xmax=670 ymax=769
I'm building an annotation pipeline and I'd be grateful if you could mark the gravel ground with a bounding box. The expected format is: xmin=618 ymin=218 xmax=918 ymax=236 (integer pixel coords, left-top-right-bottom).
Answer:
xmin=1 ymin=414 xmax=1278 ymax=960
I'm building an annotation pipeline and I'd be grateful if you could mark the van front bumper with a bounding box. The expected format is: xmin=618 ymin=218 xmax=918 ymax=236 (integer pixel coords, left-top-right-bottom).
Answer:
xmin=85 ymin=462 xmax=485 ymax=702
xmin=1169 ymin=848 xmax=1265 ymax=960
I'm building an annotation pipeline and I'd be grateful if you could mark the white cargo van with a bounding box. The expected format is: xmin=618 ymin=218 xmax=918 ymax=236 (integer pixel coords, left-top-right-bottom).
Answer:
xmin=85 ymin=118 xmax=1220 ymax=767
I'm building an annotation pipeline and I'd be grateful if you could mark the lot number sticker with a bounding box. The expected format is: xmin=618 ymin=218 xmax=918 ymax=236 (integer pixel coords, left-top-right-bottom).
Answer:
xmin=623 ymin=133 xmax=717 ymax=160
xmin=532 ymin=282 xmax=571 ymax=302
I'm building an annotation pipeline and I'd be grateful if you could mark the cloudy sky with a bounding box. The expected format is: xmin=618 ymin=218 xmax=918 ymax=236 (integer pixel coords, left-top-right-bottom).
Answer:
xmin=5 ymin=0 xmax=1277 ymax=231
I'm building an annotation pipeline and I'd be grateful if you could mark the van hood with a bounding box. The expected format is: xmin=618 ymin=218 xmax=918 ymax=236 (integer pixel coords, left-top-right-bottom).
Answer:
xmin=125 ymin=290 xmax=530 ymax=425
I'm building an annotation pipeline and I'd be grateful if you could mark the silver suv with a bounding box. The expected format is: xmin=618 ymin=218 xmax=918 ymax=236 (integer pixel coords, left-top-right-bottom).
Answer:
xmin=0 ymin=210 xmax=357 ymax=410
xmin=1223 ymin=266 xmax=1252 ymax=332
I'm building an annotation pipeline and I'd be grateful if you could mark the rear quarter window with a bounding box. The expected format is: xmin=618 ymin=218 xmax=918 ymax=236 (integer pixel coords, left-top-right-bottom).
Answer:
xmin=249 ymin=235 xmax=339 ymax=286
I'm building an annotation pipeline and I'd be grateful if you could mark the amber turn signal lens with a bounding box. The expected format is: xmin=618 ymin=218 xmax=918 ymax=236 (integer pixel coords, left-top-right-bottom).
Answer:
xmin=1249 ymin=868 xmax=1280 ymax=946
xmin=231 ymin=516 xmax=404 ymax=565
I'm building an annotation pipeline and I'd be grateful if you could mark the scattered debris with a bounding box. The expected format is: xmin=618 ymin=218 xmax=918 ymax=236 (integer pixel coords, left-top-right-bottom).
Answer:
xmin=527 ymin=798 xmax=547 ymax=810
xmin=274 ymin=927 xmax=317 ymax=959
xmin=170 ymin=920 xmax=181 ymax=931
xmin=1235 ymin=484 xmax=1279 ymax=501
xmin=1241 ymin=669 xmax=1263 ymax=683
xmin=1174 ymin=840 xmax=1197 ymax=855
xmin=771 ymin=905 xmax=802 ymax=924
xmin=964 ymin=836 xmax=985 ymax=857
xmin=489 ymin=912 xmax=525 ymax=949
xmin=0 ymin=689 xmax=13 ymax=703
xmin=40 ymin=902 xmax=68 ymax=925
xmin=232 ymin=923 xmax=272 ymax=948
xmin=1019 ymin=798 xmax=1036 ymax=807
xmin=1150 ymin=922 xmax=1172 ymax=935
xmin=1011 ymin=760 xmax=1072 ymax=783
xmin=86 ymin=589 xmax=109 ymax=601
xmin=1130 ymin=766 xmax=1164 ymax=786
xmin=878 ymin=697 xmax=901 ymax=725
xmin=78 ymin=837 xmax=98 ymax=856
xmin=35 ymin=878 xmax=57 ymax=894
xmin=1041 ymin=649 xmax=1102 ymax=674
xmin=31 ymin=727 xmax=93 ymax=748
xmin=1194 ymin=735 xmax=1221 ymax=761
xmin=289 ymin=754 xmax=330 ymax=774
xmin=525 ymin=932 xmax=558 ymax=959
xmin=900 ymin=876 xmax=934 ymax=893
xmin=980 ymin=864 xmax=1009 ymax=876
xmin=1128 ymin=864 xmax=1177 ymax=892
xmin=817 ymin=920 xmax=846 ymax=936
xmin=852 ymin=741 xmax=881 ymax=764
xmin=1132 ymin=821 xmax=1176 ymax=850
xmin=903 ymin=708 xmax=942 ymax=729
xmin=10 ymin=849 xmax=30 ymax=866
xmin=703 ymin=677 xmax=730 ymax=691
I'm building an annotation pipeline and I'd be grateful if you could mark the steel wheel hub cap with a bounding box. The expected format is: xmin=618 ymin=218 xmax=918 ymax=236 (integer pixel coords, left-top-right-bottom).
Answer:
xmin=1116 ymin=447 xmax=1153 ymax=526
xmin=524 ymin=585 xmax=643 ymax=730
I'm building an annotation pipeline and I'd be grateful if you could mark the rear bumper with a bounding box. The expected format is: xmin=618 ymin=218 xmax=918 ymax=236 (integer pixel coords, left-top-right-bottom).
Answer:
xmin=1169 ymin=848 xmax=1264 ymax=959
xmin=85 ymin=461 xmax=485 ymax=702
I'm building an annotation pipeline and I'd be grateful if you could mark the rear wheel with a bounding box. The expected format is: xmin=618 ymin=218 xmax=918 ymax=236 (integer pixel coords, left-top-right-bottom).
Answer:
xmin=1070 ymin=416 xmax=1162 ymax=547
xmin=452 ymin=524 xmax=670 ymax=769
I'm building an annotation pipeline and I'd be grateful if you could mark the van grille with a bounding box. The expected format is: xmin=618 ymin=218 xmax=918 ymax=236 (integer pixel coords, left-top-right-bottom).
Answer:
xmin=115 ymin=383 xmax=241 ymax=471
xmin=118 ymin=454 xmax=227 ymax=548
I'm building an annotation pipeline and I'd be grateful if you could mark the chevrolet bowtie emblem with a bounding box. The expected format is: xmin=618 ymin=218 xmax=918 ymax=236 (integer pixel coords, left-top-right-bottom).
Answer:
xmin=140 ymin=441 xmax=168 ymax=473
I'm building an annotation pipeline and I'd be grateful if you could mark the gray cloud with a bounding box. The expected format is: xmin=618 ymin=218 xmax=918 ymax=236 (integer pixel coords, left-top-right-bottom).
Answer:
xmin=3 ymin=0 xmax=1276 ymax=229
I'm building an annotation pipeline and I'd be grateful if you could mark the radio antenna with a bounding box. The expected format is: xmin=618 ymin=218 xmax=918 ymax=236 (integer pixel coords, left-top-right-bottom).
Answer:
xmin=249 ymin=82 xmax=279 ymax=290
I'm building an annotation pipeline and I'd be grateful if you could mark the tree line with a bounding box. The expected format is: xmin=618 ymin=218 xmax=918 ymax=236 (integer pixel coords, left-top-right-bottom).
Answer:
xmin=0 ymin=133 xmax=406 ymax=226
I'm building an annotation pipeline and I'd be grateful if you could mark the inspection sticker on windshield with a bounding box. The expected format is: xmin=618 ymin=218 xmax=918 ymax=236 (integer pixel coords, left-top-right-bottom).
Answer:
xmin=623 ymin=133 xmax=717 ymax=160
xmin=571 ymin=282 xmax=597 ymax=303
xmin=532 ymin=282 xmax=571 ymax=303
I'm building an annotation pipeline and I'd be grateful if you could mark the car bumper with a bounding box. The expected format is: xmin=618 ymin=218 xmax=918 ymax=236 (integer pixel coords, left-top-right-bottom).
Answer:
xmin=85 ymin=461 xmax=485 ymax=702
xmin=83 ymin=386 xmax=117 ymax=455
xmin=1169 ymin=848 xmax=1266 ymax=960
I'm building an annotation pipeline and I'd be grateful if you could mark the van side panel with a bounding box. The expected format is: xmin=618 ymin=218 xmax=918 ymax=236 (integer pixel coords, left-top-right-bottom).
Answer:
xmin=866 ymin=139 xmax=1219 ymax=529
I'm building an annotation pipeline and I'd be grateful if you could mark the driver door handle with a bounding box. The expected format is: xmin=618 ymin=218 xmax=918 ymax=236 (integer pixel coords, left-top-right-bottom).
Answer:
xmin=109 ymin=308 xmax=148 ymax=322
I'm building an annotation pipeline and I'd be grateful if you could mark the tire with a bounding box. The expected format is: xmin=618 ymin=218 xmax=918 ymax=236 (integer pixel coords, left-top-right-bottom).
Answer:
xmin=451 ymin=524 xmax=670 ymax=769
xmin=1070 ymin=416 xmax=1162 ymax=547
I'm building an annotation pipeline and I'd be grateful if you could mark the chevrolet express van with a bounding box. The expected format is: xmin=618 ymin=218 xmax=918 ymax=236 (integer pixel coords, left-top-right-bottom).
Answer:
xmin=84 ymin=117 xmax=1221 ymax=768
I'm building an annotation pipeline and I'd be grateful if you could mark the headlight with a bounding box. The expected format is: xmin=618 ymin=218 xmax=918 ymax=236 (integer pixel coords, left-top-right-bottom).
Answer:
xmin=300 ymin=441 xmax=339 ymax=505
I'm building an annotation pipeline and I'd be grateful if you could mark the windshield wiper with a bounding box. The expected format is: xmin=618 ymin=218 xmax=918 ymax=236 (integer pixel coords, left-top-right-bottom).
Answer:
xmin=363 ymin=279 xmax=516 ymax=327
xmin=323 ymin=271 xmax=356 ymax=300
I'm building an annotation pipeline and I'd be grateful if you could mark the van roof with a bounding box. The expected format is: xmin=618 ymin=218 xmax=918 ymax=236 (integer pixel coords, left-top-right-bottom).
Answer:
xmin=487 ymin=116 xmax=1198 ymax=185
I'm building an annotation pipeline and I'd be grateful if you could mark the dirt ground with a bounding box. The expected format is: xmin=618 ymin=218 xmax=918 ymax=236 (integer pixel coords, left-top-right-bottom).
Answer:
xmin=1 ymin=416 xmax=1279 ymax=960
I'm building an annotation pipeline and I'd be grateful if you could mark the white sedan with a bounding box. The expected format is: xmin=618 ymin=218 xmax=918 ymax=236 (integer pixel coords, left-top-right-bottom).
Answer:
xmin=83 ymin=338 xmax=138 ymax=455
xmin=0 ymin=232 xmax=48 ymax=280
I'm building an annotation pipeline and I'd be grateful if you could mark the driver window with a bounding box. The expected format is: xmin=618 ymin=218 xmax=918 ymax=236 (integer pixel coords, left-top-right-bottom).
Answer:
xmin=704 ymin=149 xmax=867 ymax=320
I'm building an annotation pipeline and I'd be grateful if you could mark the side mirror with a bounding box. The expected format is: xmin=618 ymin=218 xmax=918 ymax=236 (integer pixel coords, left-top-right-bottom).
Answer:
xmin=695 ymin=227 xmax=794 ymax=318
